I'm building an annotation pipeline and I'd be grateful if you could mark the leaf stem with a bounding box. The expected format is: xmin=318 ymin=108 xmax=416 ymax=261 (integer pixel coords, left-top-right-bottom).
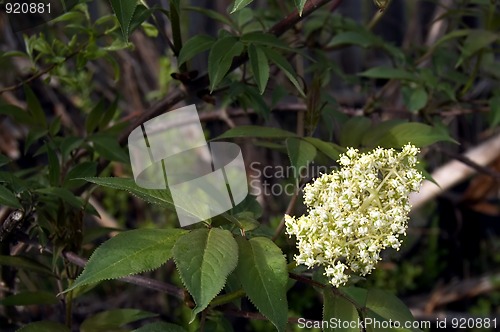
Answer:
xmin=209 ymin=289 xmax=246 ymax=308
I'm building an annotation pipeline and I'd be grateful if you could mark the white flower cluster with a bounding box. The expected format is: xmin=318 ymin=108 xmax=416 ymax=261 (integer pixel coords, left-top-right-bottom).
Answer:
xmin=285 ymin=144 xmax=423 ymax=287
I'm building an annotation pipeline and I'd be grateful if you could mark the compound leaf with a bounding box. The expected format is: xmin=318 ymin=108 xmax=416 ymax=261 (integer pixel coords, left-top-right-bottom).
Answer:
xmin=236 ymin=236 xmax=288 ymax=332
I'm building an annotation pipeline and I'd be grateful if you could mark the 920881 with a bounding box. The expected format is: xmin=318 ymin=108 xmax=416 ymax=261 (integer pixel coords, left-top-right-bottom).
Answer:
xmin=4 ymin=2 xmax=51 ymax=14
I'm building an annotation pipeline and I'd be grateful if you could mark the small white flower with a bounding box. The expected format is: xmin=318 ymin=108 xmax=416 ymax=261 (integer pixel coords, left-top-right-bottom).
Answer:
xmin=285 ymin=143 xmax=423 ymax=287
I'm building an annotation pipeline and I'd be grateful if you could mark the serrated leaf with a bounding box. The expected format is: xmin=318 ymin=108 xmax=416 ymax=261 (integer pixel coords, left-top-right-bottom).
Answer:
xmin=231 ymin=0 xmax=254 ymax=13
xmin=262 ymin=47 xmax=305 ymax=97
xmin=359 ymin=67 xmax=416 ymax=81
xmin=0 ymin=291 xmax=58 ymax=306
xmin=83 ymin=177 xmax=175 ymax=207
xmin=110 ymin=0 xmax=138 ymax=39
xmin=322 ymin=288 xmax=358 ymax=332
xmin=129 ymin=5 xmax=153 ymax=36
xmin=24 ymin=85 xmax=47 ymax=128
xmin=374 ymin=122 xmax=457 ymax=148
xmin=65 ymin=229 xmax=186 ymax=292
xmin=0 ymin=185 xmax=22 ymax=208
xmin=236 ymin=237 xmax=288 ymax=332
xmin=340 ymin=117 xmax=371 ymax=147
xmin=208 ymin=36 xmax=244 ymax=92
xmin=17 ymin=321 xmax=70 ymax=332
xmin=172 ymin=228 xmax=238 ymax=319
xmin=286 ymin=138 xmax=317 ymax=180
xmin=249 ymin=45 xmax=270 ymax=94
xmin=82 ymin=177 xmax=200 ymax=221
xmin=178 ymin=35 xmax=215 ymax=66
xmin=214 ymin=126 xmax=298 ymax=140
xmin=80 ymin=309 xmax=157 ymax=332
xmin=0 ymin=255 xmax=53 ymax=276
xmin=133 ymin=322 xmax=187 ymax=332
xmin=366 ymin=289 xmax=418 ymax=331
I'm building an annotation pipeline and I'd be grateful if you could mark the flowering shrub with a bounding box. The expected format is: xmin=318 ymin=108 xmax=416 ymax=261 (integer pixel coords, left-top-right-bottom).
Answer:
xmin=285 ymin=144 xmax=424 ymax=287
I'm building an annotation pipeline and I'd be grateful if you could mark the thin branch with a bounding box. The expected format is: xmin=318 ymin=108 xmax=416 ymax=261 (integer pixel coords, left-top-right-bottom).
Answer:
xmin=272 ymin=187 xmax=300 ymax=241
xmin=0 ymin=46 xmax=85 ymax=95
xmin=61 ymin=251 xmax=184 ymax=299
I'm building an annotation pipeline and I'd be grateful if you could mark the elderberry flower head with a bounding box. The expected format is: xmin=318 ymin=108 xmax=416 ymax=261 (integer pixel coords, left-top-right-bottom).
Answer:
xmin=285 ymin=144 xmax=423 ymax=287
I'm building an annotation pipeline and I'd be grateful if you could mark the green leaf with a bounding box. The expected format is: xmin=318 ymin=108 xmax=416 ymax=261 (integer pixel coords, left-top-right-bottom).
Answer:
xmin=214 ymin=126 xmax=298 ymax=140
xmin=46 ymin=146 xmax=60 ymax=186
xmin=361 ymin=119 xmax=408 ymax=148
xmin=322 ymin=289 xmax=358 ymax=332
xmin=83 ymin=177 xmax=175 ymax=208
xmin=0 ymin=255 xmax=53 ymax=276
xmin=90 ymin=134 xmax=129 ymax=163
xmin=0 ymin=291 xmax=58 ymax=306
xmin=133 ymin=322 xmax=187 ymax=332
xmin=294 ymin=0 xmax=307 ymax=15
xmin=340 ymin=117 xmax=371 ymax=147
xmin=407 ymin=87 xmax=428 ymax=113
xmin=24 ymin=85 xmax=47 ymax=128
xmin=241 ymin=32 xmax=290 ymax=50
xmin=80 ymin=309 xmax=157 ymax=332
xmin=109 ymin=0 xmax=138 ymax=39
xmin=236 ymin=236 xmax=288 ymax=332
xmin=460 ymin=29 xmax=498 ymax=59
xmin=365 ymin=289 xmax=418 ymax=330
xmin=286 ymin=138 xmax=317 ymax=180
xmin=359 ymin=67 xmax=416 ymax=81
xmin=249 ymin=45 xmax=270 ymax=94
xmin=65 ymin=229 xmax=186 ymax=292
xmin=17 ymin=321 xmax=70 ymax=332
xmin=178 ymin=35 xmax=215 ymax=66
xmin=0 ymin=104 xmax=34 ymax=125
xmin=86 ymin=99 xmax=106 ymax=134
xmin=129 ymin=5 xmax=153 ymax=36
xmin=339 ymin=287 xmax=368 ymax=307
xmin=262 ymin=47 xmax=305 ymax=97
xmin=0 ymin=185 xmax=22 ymax=208
xmin=231 ymin=0 xmax=254 ymax=13
xmin=172 ymin=228 xmax=238 ymax=319
xmin=327 ymin=31 xmax=378 ymax=48
xmin=303 ymin=137 xmax=343 ymax=161
xmin=35 ymin=187 xmax=83 ymax=208
xmin=64 ymin=162 xmax=97 ymax=189
xmin=374 ymin=122 xmax=456 ymax=148
xmin=208 ymin=36 xmax=244 ymax=92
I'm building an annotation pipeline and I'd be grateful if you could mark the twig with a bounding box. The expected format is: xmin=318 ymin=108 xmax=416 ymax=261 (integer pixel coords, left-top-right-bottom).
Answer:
xmin=272 ymin=187 xmax=300 ymax=241
xmin=61 ymin=251 xmax=185 ymax=299
xmin=0 ymin=47 xmax=85 ymax=94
